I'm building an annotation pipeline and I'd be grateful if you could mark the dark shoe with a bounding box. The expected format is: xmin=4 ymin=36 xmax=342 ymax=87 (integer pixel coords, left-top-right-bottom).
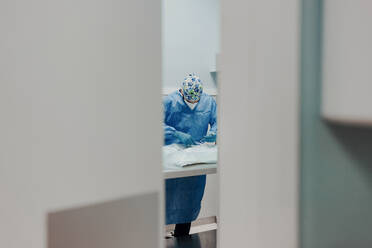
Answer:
xmin=174 ymin=223 xmax=191 ymax=237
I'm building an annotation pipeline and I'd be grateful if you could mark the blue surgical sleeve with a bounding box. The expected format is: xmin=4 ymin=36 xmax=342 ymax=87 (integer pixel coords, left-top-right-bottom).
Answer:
xmin=164 ymin=123 xmax=177 ymax=140
xmin=163 ymin=96 xmax=178 ymax=144
xmin=209 ymin=98 xmax=217 ymax=133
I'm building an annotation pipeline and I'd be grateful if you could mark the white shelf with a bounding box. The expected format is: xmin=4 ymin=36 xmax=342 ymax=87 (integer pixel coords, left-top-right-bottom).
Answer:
xmin=163 ymin=163 xmax=217 ymax=179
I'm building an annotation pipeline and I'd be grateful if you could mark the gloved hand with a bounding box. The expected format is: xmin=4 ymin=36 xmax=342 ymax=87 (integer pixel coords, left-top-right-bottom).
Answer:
xmin=174 ymin=131 xmax=196 ymax=147
xmin=201 ymin=131 xmax=217 ymax=143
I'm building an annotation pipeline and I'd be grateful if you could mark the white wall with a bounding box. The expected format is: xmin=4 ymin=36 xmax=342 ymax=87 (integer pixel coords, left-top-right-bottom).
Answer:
xmin=219 ymin=0 xmax=299 ymax=247
xmin=162 ymin=0 xmax=220 ymax=90
xmin=198 ymin=174 xmax=218 ymax=219
xmin=162 ymin=0 xmax=220 ymax=220
xmin=0 ymin=1 xmax=162 ymax=247
xmin=322 ymin=0 xmax=372 ymax=126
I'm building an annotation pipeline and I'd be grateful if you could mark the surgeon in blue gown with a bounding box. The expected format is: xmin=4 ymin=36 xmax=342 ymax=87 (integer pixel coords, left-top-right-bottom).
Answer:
xmin=164 ymin=73 xmax=217 ymax=237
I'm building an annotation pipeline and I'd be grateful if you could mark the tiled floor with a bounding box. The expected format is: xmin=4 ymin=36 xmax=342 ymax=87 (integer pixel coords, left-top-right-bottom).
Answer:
xmin=165 ymin=230 xmax=216 ymax=248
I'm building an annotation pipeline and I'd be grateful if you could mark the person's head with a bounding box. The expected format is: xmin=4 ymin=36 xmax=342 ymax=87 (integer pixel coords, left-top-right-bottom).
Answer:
xmin=181 ymin=73 xmax=203 ymax=103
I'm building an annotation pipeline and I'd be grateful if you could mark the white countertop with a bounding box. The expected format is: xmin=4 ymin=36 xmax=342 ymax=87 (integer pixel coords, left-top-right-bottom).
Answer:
xmin=163 ymin=163 xmax=217 ymax=179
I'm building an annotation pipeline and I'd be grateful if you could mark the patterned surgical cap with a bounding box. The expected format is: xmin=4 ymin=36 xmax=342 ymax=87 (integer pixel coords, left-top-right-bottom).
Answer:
xmin=181 ymin=73 xmax=203 ymax=102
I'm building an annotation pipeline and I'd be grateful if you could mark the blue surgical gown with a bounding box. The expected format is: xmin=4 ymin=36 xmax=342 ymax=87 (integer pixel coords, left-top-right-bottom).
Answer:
xmin=164 ymin=91 xmax=217 ymax=225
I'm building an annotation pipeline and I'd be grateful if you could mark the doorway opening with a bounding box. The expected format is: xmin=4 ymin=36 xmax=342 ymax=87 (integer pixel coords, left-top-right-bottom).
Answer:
xmin=161 ymin=0 xmax=220 ymax=247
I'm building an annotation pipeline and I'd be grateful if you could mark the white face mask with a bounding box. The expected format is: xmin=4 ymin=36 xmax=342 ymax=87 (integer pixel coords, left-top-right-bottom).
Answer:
xmin=185 ymin=100 xmax=198 ymax=110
